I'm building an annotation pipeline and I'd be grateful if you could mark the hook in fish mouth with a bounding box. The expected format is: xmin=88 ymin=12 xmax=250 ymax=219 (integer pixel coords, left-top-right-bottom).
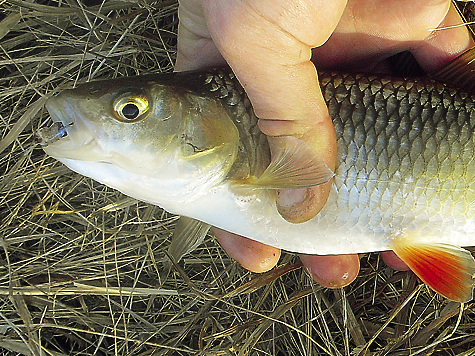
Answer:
xmin=36 ymin=121 xmax=73 ymax=146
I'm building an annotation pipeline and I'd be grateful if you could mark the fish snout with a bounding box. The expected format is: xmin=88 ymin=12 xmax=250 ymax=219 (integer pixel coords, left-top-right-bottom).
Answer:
xmin=39 ymin=95 xmax=92 ymax=150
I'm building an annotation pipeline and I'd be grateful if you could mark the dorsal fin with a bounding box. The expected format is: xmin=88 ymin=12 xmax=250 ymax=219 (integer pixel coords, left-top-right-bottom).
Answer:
xmin=233 ymin=136 xmax=334 ymax=189
xmin=388 ymin=51 xmax=425 ymax=77
xmin=430 ymin=47 xmax=475 ymax=92
xmin=390 ymin=234 xmax=475 ymax=303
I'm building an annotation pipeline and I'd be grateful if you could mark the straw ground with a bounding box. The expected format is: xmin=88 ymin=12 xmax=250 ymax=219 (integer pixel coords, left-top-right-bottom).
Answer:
xmin=1 ymin=1 xmax=475 ymax=355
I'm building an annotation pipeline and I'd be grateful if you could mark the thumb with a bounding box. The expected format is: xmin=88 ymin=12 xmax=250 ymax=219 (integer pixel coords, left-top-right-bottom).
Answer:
xmin=268 ymin=126 xmax=336 ymax=224
xmin=202 ymin=0 xmax=343 ymax=222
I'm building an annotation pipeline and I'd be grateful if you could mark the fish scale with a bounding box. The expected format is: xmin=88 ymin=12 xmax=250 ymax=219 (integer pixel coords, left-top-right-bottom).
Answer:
xmin=313 ymin=71 xmax=475 ymax=249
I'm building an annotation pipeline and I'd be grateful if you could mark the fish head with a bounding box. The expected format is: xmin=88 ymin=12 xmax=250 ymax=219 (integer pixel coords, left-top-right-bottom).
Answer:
xmin=38 ymin=75 xmax=240 ymax=203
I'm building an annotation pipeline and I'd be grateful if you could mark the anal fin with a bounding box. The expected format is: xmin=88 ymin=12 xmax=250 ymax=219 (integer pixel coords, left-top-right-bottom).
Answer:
xmin=390 ymin=235 xmax=475 ymax=303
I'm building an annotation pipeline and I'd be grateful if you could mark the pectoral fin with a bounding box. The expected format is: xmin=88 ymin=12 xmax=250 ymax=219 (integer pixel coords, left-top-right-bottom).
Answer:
xmin=167 ymin=216 xmax=211 ymax=263
xmin=390 ymin=235 xmax=475 ymax=303
xmin=235 ymin=136 xmax=334 ymax=189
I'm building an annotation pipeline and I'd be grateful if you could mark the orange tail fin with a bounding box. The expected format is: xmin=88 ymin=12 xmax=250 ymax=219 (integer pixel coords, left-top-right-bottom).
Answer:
xmin=390 ymin=236 xmax=475 ymax=303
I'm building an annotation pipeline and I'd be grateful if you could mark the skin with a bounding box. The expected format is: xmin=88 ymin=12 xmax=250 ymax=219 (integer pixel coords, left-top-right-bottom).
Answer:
xmin=175 ymin=0 xmax=473 ymax=287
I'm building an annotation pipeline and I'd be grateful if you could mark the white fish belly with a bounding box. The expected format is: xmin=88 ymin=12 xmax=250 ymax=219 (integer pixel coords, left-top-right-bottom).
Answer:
xmin=57 ymin=137 xmax=475 ymax=255
xmin=190 ymin=182 xmax=475 ymax=255
xmin=59 ymin=153 xmax=475 ymax=255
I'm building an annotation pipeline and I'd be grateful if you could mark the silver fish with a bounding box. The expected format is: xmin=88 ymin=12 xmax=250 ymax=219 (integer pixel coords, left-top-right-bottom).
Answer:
xmin=39 ymin=50 xmax=475 ymax=302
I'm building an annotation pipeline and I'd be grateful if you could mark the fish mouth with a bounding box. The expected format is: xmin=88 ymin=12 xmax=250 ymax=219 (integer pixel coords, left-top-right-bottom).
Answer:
xmin=36 ymin=121 xmax=72 ymax=146
xmin=37 ymin=96 xmax=80 ymax=147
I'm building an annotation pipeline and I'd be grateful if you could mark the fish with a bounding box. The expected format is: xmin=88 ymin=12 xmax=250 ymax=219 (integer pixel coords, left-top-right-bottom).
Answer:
xmin=38 ymin=48 xmax=475 ymax=303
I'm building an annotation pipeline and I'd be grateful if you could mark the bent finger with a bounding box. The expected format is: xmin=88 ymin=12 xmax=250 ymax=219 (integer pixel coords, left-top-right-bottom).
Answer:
xmin=212 ymin=227 xmax=281 ymax=273
xmin=381 ymin=251 xmax=410 ymax=271
xmin=299 ymin=253 xmax=360 ymax=288
xmin=203 ymin=0 xmax=345 ymax=223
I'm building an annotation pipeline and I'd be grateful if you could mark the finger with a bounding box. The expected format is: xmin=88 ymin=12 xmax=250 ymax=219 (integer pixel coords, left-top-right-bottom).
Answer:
xmin=175 ymin=0 xmax=225 ymax=71
xmin=299 ymin=254 xmax=360 ymax=288
xmin=311 ymin=0 xmax=459 ymax=70
xmin=381 ymin=251 xmax=410 ymax=271
xmin=212 ymin=227 xmax=281 ymax=273
xmin=271 ymin=122 xmax=336 ymax=223
xmin=411 ymin=2 xmax=475 ymax=71
xmin=202 ymin=0 xmax=346 ymax=223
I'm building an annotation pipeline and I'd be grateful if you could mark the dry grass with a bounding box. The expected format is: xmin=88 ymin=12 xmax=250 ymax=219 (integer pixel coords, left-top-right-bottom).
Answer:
xmin=1 ymin=1 xmax=475 ymax=355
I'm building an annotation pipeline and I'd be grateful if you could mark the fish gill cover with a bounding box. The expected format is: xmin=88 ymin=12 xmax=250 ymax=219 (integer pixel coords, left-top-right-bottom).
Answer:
xmin=1 ymin=1 xmax=475 ymax=355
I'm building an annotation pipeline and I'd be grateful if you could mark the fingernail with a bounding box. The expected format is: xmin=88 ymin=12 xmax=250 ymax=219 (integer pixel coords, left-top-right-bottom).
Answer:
xmin=300 ymin=254 xmax=360 ymax=288
xmin=277 ymin=187 xmax=317 ymax=223
xmin=276 ymin=188 xmax=308 ymax=209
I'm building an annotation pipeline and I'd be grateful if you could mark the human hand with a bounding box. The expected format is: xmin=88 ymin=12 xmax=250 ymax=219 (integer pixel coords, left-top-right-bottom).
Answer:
xmin=175 ymin=0 xmax=473 ymax=287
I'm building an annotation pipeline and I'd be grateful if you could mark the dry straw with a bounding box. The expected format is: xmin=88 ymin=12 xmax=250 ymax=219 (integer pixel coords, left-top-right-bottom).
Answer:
xmin=0 ymin=1 xmax=475 ymax=355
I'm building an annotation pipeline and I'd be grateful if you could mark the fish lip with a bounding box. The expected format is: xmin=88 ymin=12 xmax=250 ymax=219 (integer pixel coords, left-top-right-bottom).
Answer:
xmin=36 ymin=121 xmax=69 ymax=146
xmin=40 ymin=94 xmax=100 ymax=160
xmin=38 ymin=95 xmax=78 ymax=146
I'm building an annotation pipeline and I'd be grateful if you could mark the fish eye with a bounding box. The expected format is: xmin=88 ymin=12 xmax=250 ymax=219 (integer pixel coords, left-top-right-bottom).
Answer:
xmin=113 ymin=95 xmax=149 ymax=122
